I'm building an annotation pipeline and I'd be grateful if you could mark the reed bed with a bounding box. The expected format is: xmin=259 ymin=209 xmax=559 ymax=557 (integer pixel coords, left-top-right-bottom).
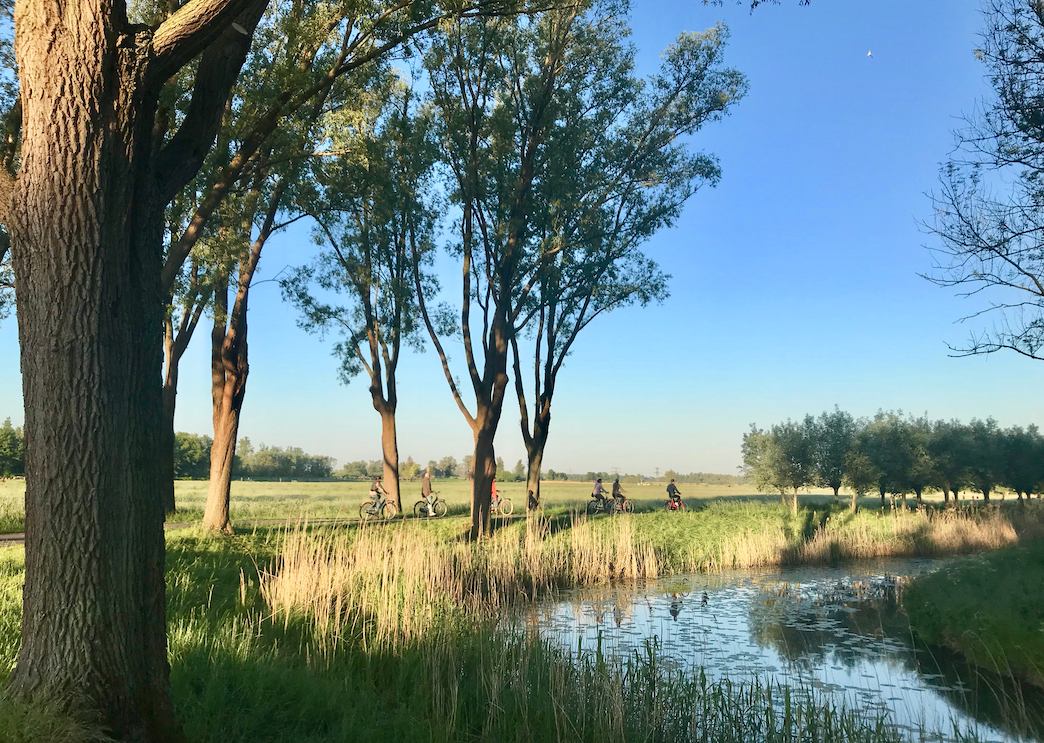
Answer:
xmin=260 ymin=504 xmax=1024 ymax=651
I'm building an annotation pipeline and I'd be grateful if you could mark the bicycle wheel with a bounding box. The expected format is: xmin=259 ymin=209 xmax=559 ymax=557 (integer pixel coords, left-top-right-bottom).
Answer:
xmin=381 ymin=502 xmax=399 ymax=520
xmin=413 ymin=500 xmax=428 ymax=518
xmin=498 ymin=498 xmax=513 ymax=516
xmin=433 ymin=499 xmax=448 ymax=517
xmin=586 ymin=499 xmax=599 ymax=516
xmin=359 ymin=501 xmax=376 ymax=520
xmin=622 ymin=499 xmax=634 ymax=514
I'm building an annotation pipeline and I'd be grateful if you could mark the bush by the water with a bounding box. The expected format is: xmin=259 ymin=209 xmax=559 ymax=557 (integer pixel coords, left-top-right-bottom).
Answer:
xmin=905 ymin=537 xmax=1044 ymax=688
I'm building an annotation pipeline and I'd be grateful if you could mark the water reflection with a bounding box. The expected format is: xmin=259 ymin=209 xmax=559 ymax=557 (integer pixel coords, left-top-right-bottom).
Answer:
xmin=520 ymin=559 xmax=1044 ymax=742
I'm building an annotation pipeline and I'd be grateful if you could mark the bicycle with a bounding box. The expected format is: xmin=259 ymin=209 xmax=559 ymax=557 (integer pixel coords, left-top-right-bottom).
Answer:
xmin=491 ymin=492 xmax=513 ymax=516
xmin=359 ymin=490 xmax=399 ymax=520
xmin=586 ymin=496 xmax=633 ymax=516
xmin=664 ymin=497 xmax=684 ymax=512
xmin=414 ymin=491 xmax=448 ymax=518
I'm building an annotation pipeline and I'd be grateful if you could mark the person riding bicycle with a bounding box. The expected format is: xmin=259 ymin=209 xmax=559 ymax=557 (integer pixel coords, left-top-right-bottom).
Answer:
xmin=421 ymin=466 xmax=435 ymax=516
xmin=666 ymin=479 xmax=683 ymax=509
xmin=612 ymin=476 xmax=625 ymax=508
xmin=591 ymin=478 xmax=609 ymax=506
xmin=370 ymin=475 xmax=387 ymax=501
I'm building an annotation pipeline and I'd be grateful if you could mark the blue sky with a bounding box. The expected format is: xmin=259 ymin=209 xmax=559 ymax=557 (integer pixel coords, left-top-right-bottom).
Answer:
xmin=1 ymin=0 xmax=1039 ymax=475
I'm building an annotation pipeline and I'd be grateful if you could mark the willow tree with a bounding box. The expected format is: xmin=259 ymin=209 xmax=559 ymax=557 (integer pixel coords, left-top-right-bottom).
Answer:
xmin=157 ymin=0 xmax=533 ymax=527
xmin=418 ymin=4 xmax=583 ymax=538
xmin=510 ymin=14 xmax=746 ymax=507
xmin=283 ymin=82 xmax=438 ymax=512
xmin=3 ymin=0 xmax=268 ymax=734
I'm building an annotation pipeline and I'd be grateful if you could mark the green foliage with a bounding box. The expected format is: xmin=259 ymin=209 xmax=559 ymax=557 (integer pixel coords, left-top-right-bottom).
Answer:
xmin=0 ymin=419 xmax=23 ymax=478
xmin=967 ymin=417 xmax=1004 ymax=498
xmin=227 ymin=437 xmax=335 ymax=479
xmin=905 ymin=537 xmax=1044 ymax=686
xmin=173 ymin=431 xmax=212 ymax=479
xmin=808 ymin=407 xmax=856 ymax=494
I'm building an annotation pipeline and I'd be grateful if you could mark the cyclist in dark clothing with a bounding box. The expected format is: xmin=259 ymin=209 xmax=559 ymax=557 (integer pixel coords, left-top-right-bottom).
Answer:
xmin=612 ymin=477 xmax=625 ymax=508
xmin=666 ymin=479 xmax=682 ymax=508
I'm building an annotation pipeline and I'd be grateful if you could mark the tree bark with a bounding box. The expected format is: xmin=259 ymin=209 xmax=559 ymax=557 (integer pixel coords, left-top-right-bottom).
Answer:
xmin=376 ymin=404 xmax=400 ymax=511
xmin=203 ymin=271 xmax=247 ymax=534
xmin=525 ymin=434 xmax=545 ymax=510
xmin=7 ymin=10 xmax=178 ymax=739
xmin=161 ymin=318 xmax=179 ymax=514
xmin=471 ymin=410 xmax=498 ymax=537
xmin=832 ymin=484 xmax=840 ymax=502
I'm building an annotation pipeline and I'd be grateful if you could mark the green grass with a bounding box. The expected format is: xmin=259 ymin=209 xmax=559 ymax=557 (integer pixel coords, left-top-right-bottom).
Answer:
xmin=0 ymin=527 xmax=970 ymax=743
xmin=905 ymin=538 xmax=1044 ymax=688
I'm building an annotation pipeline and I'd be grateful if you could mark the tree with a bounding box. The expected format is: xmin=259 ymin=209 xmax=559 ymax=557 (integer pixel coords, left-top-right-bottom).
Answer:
xmin=417 ymin=2 xmax=744 ymax=534
xmin=842 ymin=449 xmax=879 ymax=514
xmin=926 ymin=0 xmax=1044 ymax=361
xmin=172 ymin=432 xmax=213 ymax=480
xmin=511 ymin=458 xmax=525 ymax=481
xmin=1001 ymin=424 xmax=1044 ymax=498
xmin=283 ymin=80 xmax=436 ymax=512
xmin=509 ymin=5 xmax=745 ymax=507
xmin=438 ymin=456 xmax=458 ymax=478
xmin=927 ymin=419 xmax=971 ymax=502
xmin=742 ymin=422 xmax=810 ymax=513
xmin=401 ymin=456 xmax=420 ymax=480
xmin=3 ymin=0 xmax=270 ymax=731
xmin=808 ymin=407 xmax=856 ymax=501
xmin=904 ymin=415 xmax=935 ymax=505
xmin=462 ymin=454 xmax=474 ymax=479
xmin=0 ymin=417 xmax=23 ymax=477
xmin=968 ymin=417 xmax=1004 ymax=500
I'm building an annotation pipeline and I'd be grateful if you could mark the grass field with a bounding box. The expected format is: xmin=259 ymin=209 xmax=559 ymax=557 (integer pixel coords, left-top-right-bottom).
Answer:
xmin=0 ymin=479 xmax=1040 ymax=741
xmin=0 ymin=477 xmax=1003 ymax=534
xmin=0 ymin=524 xmax=966 ymax=743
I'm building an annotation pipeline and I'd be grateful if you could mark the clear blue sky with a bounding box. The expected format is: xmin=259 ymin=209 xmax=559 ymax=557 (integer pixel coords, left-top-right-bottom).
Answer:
xmin=1 ymin=0 xmax=1039 ymax=475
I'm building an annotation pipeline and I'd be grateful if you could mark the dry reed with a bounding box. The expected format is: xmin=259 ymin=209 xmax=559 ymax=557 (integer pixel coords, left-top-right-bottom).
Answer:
xmin=259 ymin=506 xmax=1020 ymax=648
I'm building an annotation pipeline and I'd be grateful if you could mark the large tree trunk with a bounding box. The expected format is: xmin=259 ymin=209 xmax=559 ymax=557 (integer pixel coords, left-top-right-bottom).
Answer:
xmin=376 ymin=404 xmax=400 ymax=511
xmin=7 ymin=18 xmax=178 ymax=740
xmin=832 ymin=484 xmax=840 ymax=502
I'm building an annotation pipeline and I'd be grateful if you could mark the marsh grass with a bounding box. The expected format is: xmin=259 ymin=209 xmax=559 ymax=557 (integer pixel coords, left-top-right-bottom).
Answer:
xmin=905 ymin=538 xmax=1044 ymax=690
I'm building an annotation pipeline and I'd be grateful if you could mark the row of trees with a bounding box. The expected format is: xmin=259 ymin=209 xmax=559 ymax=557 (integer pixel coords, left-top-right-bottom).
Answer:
xmin=742 ymin=408 xmax=1044 ymax=513
xmin=0 ymin=0 xmax=755 ymax=734
xmin=174 ymin=433 xmax=337 ymax=480
xmin=0 ymin=418 xmax=23 ymax=478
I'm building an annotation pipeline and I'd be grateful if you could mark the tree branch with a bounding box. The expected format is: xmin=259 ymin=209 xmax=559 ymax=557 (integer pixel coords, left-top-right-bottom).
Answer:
xmin=154 ymin=0 xmax=267 ymax=204
xmin=151 ymin=0 xmax=264 ymax=81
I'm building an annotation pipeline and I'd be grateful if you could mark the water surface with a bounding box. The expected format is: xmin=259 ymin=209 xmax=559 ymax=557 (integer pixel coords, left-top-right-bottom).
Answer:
xmin=521 ymin=558 xmax=1043 ymax=742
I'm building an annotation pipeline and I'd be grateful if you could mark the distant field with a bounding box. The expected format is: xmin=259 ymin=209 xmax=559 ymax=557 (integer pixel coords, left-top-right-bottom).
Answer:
xmin=0 ymin=476 xmax=1004 ymax=532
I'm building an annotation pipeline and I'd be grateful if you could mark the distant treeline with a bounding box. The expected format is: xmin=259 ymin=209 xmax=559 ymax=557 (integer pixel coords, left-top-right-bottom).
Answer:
xmin=543 ymin=469 xmax=746 ymax=485
xmin=743 ymin=409 xmax=1043 ymax=509
xmin=174 ymin=434 xmax=335 ymax=480
xmin=174 ymin=432 xmax=466 ymax=481
xmin=0 ymin=419 xmax=24 ymax=478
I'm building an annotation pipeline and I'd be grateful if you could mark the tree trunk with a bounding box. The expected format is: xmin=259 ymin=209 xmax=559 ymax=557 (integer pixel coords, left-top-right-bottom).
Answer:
xmin=524 ymin=412 xmax=549 ymax=510
xmin=791 ymin=488 xmax=798 ymax=516
xmin=851 ymin=490 xmax=858 ymax=514
xmin=832 ymin=484 xmax=840 ymax=502
xmin=161 ymin=319 xmax=179 ymax=514
xmin=470 ymin=408 xmax=498 ymax=538
xmin=203 ymin=274 xmax=247 ymax=533
xmin=7 ymin=18 xmax=179 ymax=739
xmin=982 ymin=488 xmax=990 ymax=501
xmin=942 ymin=488 xmax=949 ymax=503
xmin=377 ymin=405 xmax=400 ymax=511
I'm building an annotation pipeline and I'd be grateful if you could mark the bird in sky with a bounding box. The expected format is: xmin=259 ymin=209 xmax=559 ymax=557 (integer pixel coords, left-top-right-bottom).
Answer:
xmin=867 ymin=50 xmax=873 ymax=58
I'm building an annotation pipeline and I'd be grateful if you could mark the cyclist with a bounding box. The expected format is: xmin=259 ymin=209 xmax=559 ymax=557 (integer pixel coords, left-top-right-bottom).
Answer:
xmin=666 ymin=479 xmax=683 ymax=509
xmin=421 ymin=466 xmax=435 ymax=516
xmin=611 ymin=476 xmax=625 ymax=509
xmin=370 ymin=475 xmax=387 ymax=501
xmin=591 ymin=478 xmax=609 ymax=507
